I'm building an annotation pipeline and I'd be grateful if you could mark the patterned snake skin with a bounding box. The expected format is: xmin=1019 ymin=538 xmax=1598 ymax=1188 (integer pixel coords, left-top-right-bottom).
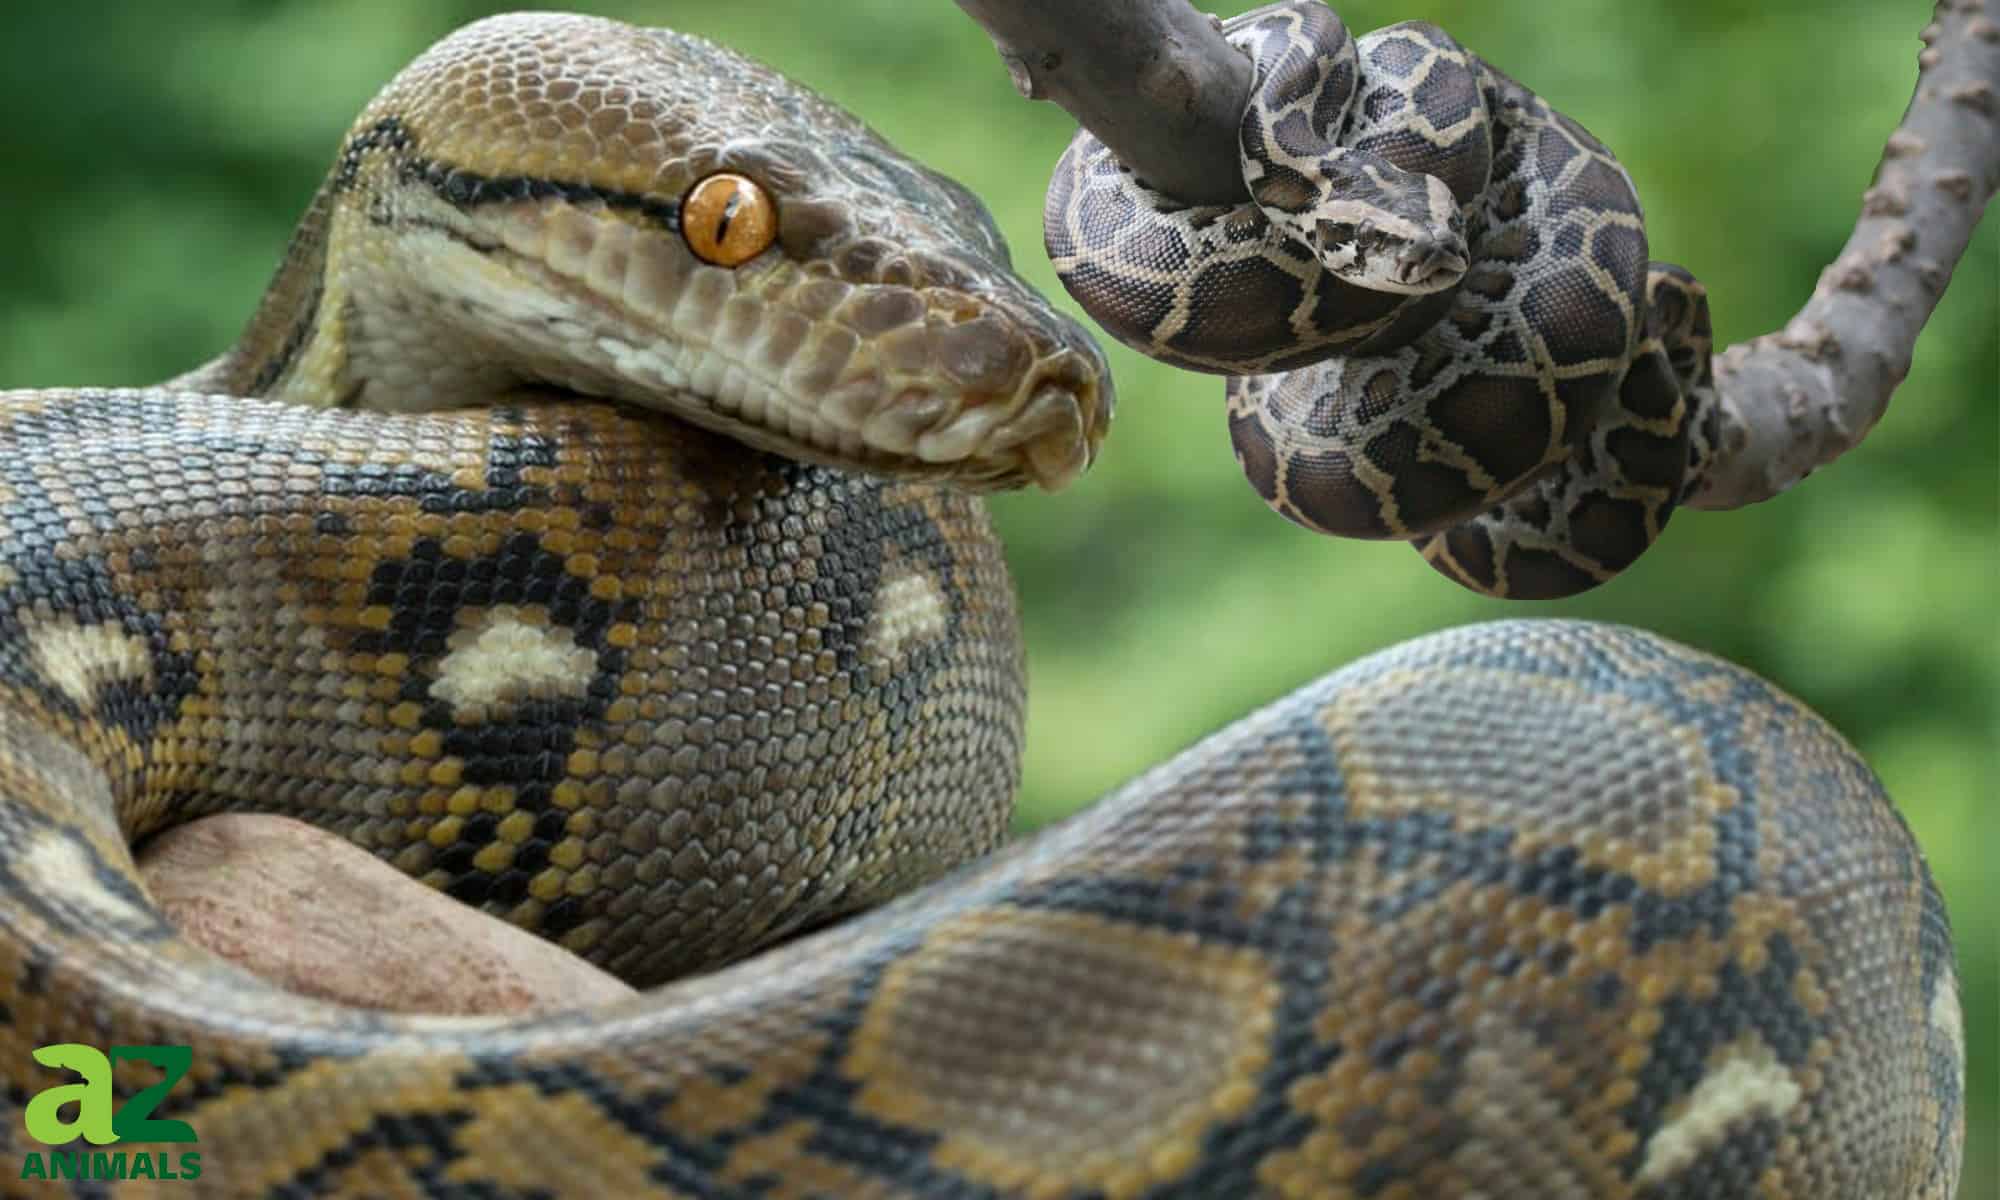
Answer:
xmin=1045 ymin=2 xmax=1721 ymax=599
xmin=0 ymin=9 xmax=1963 ymax=1198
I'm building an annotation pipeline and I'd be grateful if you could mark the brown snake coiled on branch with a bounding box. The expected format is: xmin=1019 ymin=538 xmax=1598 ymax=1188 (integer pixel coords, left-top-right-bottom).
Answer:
xmin=0 ymin=9 xmax=1962 ymax=1197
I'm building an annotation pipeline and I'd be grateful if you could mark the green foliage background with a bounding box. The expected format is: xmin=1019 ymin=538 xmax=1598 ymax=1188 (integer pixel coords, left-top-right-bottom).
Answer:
xmin=1 ymin=0 xmax=1990 ymax=1184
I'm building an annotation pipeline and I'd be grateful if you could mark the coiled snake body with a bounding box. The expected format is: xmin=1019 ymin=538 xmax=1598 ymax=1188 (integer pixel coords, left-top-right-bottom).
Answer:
xmin=0 ymin=9 xmax=1962 ymax=1198
xmin=1046 ymin=3 xmax=1721 ymax=599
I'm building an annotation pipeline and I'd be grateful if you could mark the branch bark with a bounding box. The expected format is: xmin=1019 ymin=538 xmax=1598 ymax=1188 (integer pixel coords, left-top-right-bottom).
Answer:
xmin=1684 ymin=0 xmax=1998 ymax=509
xmin=952 ymin=0 xmax=1253 ymax=205
xmin=957 ymin=0 xmax=2000 ymax=511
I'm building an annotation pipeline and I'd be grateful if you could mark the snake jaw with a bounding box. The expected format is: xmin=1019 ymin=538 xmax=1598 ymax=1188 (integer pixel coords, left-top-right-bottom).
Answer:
xmin=253 ymin=9 xmax=1113 ymax=494
xmin=1296 ymin=168 xmax=1472 ymax=298
xmin=1312 ymin=174 xmax=1469 ymax=297
xmin=1392 ymin=231 xmax=1471 ymax=292
xmin=344 ymin=192 xmax=1110 ymax=493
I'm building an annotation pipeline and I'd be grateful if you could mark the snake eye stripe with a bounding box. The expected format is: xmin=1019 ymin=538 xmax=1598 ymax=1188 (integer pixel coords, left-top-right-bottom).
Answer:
xmin=408 ymin=160 xmax=685 ymax=230
xmin=338 ymin=117 xmax=689 ymax=230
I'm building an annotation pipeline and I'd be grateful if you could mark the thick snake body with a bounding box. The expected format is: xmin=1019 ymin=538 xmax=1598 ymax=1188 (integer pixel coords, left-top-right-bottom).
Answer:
xmin=0 ymin=10 xmax=1962 ymax=1198
xmin=1045 ymin=3 xmax=1720 ymax=598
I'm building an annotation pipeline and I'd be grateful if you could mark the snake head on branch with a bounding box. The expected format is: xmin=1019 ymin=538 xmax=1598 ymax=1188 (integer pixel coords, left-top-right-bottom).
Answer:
xmin=1293 ymin=167 xmax=1468 ymax=295
xmin=1231 ymin=2 xmax=1470 ymax=300
xmin=225 ymin=12 xmax=1112 ymax=492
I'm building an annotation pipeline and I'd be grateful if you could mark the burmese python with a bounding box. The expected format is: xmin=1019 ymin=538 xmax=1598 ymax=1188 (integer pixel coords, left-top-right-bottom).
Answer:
xmin=1045 ymin=2 xmax=1721 ymax=599
xmin=0 ymin=8 xmax=1963 ymax=1199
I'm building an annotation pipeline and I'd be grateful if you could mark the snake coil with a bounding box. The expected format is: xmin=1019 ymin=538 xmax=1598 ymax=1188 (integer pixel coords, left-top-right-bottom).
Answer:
xmin=0 ymin=7 xmax=1963 ymax=1197
xmin=1046 ymin=1 xmax=1721 ymax=599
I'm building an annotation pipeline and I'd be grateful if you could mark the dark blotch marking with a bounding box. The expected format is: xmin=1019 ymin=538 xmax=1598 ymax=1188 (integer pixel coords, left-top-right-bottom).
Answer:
xmin=1074 ymin=175 xmax=1139 ymax=239
xmin=1604 ymin=421 xmax=1690 ymax=494
xmin=1353 ymin=128 xmax=1484 ymax=206
xmin=1167 ymin=255 xmax=1308 ymax=366
xmin=1249 ymin=160 xmax=1323 ymax=216
xmin=1372 ymin=423 xmax=1487 ymax=535
xmin=1284 ymin=448 xmax=1392 ymax=538
xmin=1522 ymin=267 xmax=1629 ymax=365
xmin=1299 ymin=274 xmax=1438 ymax=359
xmin=1425 ymin=374 xmax=1553 ymax=491
xmin=1268 ymin=109 xmax=1334 ymax=162
xmin=1308 ymin=43 xmax=1358 ymax=135
xmin=1419 ymin=523 xmax=1494 ymax=592
xmin=1565 ymin=492 xmax=1652 ymax=570
xmin=1230 ymin=410 xmax=1282 ymax=504
xmin=1365 ymin=31 xmax=1429 ymax=76
xmin=267 ymin=1107 xmax=485 ymax=1198
xmin=1533 ymin=122 xmax=1584 ymax=187
xmin=1557 ymin=157 xmax=1642 ymax=221
xmin=1117 ymin=221 xmax=1191 ymax=275
xmin=1058 ymin=260 xmax=1175 ymax=357
xmin=1361 ymin=84 xmax=1407 ymax=123
xmin=1492 ymin=544 xmax=1598 ymax=600
xmin=1592 ymin=224 xmax=1650 ymax=302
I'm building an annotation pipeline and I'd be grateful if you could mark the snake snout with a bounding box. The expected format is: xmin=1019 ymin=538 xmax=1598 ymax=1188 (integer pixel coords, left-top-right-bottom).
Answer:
xmin=1010 ymin=357 xmax=1112 ymax=492
xmin=1397 ymin=175 xmax=1471 ymax=290
xmin=750 ymin=263 xmax=1111 ymax=492
xmin=1396 ymin=232 xmax=1471 ymax=291
xmin=864 ymin=311 xmax=1110 ymax=493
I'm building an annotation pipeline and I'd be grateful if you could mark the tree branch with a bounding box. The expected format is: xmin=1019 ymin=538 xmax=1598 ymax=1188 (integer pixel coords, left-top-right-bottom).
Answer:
xmin=957 ymin=0 xmax=2000 ymax=511
xmin=1685 ymin=0 xmax=1998 ymax=509
xmin=952 ymin=0 xmax=1253 ymax=205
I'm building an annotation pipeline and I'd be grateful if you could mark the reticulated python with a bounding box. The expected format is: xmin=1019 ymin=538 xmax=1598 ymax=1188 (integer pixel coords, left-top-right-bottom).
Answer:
xmin=1046 ymin=2 xmax=1721 ymax=599
xmin=0 ymin=8 xmax=1962 ymax=1199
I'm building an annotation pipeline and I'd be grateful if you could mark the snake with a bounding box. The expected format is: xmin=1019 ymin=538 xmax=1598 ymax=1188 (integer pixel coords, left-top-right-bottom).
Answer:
xmin=0 ymin=8 xmax=1964 ymax=1199
xmin=1044 ymin=1 xmax=1722 ymax=599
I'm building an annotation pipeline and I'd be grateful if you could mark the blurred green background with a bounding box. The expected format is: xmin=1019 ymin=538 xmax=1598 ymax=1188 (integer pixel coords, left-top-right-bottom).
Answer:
xmin=1 ymin=0 xmax=1990 ymax=1186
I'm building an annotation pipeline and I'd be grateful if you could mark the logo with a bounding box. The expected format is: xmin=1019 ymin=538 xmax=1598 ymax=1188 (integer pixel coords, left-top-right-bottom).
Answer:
xmin=19 ymin=1044 xmax=202 ymax=1182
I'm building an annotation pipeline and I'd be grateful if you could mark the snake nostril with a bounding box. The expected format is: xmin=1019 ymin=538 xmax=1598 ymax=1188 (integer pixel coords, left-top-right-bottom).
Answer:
xmin=1401 ymin=233 xmax=1467 ymax=279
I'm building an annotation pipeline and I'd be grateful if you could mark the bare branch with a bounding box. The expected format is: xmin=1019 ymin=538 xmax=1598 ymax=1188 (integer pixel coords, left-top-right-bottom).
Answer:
xmin=1685 ymin=0 xmax=1999 ymax=509
xmin=952 ymin=0 xmax=1253 ymax=205
xmin=957 ymin=0 xmax=2000 ymax=513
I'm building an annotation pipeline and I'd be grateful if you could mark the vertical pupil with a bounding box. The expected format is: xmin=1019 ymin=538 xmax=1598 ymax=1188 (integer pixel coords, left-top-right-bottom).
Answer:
xmin=714 ymin=188 xmax=743 ymax=246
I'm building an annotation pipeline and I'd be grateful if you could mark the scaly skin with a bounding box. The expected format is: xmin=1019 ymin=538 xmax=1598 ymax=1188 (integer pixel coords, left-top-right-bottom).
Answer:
xmin=1046 ymin=2 xmax=1720 ymax=598
xmin=0 ymin=11 xmax=1960 ymax=1198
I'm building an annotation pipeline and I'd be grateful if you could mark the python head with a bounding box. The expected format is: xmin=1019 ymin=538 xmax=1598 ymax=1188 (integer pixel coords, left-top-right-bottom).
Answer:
xmin=1310 ymin=158 xmax=1469 ymax=296
xmin=228 ymin=12 xmax=1111 ymax=492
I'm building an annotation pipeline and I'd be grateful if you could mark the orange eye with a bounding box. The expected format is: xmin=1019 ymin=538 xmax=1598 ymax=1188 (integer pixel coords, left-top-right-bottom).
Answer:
xmin=681 ymin=173 xmax=776 ymax=267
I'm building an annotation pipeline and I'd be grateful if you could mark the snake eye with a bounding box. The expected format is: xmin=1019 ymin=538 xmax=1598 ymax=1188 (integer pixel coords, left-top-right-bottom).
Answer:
xmin=681 ymin=173 xmax=776 ymax=267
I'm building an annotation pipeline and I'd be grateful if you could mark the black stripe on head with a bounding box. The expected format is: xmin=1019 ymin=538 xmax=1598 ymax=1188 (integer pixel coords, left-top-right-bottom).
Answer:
xmin=401 ymin=158 xmax=683 ymax=231
xmin=246 ymin=277 xmax=324 ymax=396
xmin=334 ymin=113 xmax=684 ymax=230
xmin=333 ymin=116 xmax=415 ymax=192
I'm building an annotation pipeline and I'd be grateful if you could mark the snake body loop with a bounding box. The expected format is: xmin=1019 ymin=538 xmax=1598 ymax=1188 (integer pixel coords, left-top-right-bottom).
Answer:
xmin=1233 ymin=4 xmax=1470 ymax=305
xmin=1045 ymin=2 xmax=1718 ymax=598
xmin=0 ymin=10 xmax=1962 ymax=1198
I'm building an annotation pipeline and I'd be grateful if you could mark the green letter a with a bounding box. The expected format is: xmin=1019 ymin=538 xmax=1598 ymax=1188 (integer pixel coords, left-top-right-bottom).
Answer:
xmin=23 ymin=1045 xmax=117 ymax=1146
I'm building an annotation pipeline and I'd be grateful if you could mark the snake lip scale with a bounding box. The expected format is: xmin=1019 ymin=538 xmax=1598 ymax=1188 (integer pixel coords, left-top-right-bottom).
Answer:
xmin=0 ymin=6 xmax=1963 ymax=1198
